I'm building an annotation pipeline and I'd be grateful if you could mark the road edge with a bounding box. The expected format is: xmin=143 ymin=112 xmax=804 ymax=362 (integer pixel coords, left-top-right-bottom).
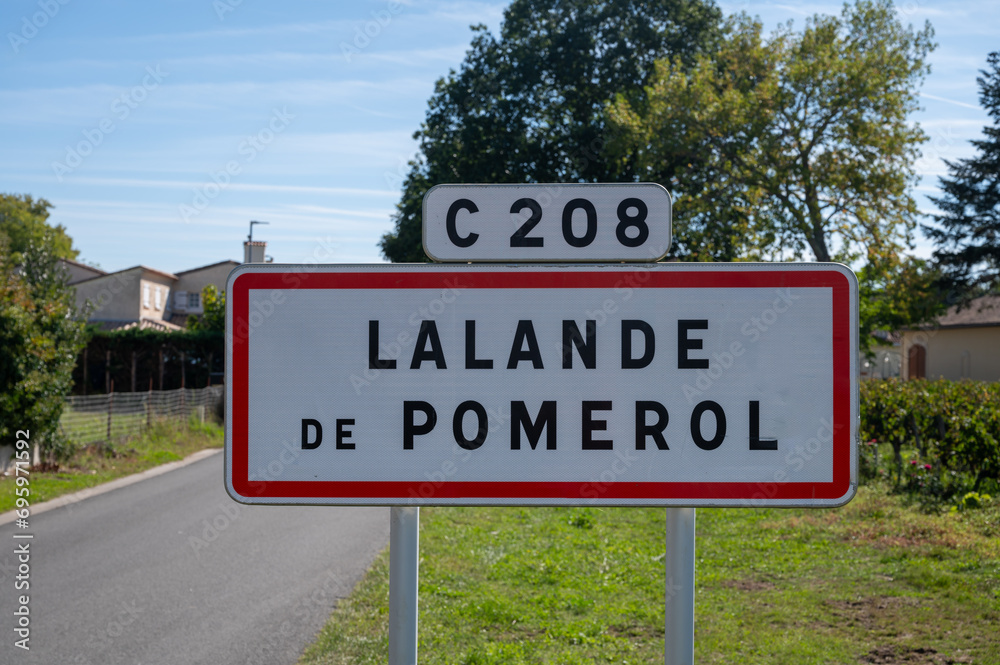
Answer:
xmin=0 ymin=448 xmax=223 ymax=525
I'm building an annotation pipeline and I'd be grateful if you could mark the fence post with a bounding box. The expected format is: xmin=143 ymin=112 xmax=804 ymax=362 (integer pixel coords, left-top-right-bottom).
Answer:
xmin=105 ymin=350 xmax=111 ymax=394
xmin=83 ymin=347 xmax=88 ymax=396
xmin=131 ymin=351 xmax=137 ymax=393
xmin=181 ymin=351 xmax=187 ymax=418
xmin=107 ymin=380 xmax=114 ymax=442
xmin=147 ymin=378 xmax=153 ymax=429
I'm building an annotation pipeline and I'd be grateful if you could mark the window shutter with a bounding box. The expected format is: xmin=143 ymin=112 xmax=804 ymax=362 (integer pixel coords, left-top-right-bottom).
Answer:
xmin=175 ymin=291 xmax=188 ymax=310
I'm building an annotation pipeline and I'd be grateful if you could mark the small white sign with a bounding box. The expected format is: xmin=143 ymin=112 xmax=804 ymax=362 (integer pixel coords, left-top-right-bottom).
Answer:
xmin=225 ymin=263 xmax=857 ymax=507
xmin=422 ymin=183 xmax=672 ymax=262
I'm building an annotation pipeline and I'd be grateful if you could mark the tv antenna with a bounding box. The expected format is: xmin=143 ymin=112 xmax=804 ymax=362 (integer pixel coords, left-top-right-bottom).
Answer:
xmin=248 ymin=220 xmax=270 ymax=243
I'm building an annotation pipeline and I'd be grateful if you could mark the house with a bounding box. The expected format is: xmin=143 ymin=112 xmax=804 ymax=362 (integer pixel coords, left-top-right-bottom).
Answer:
xmin=58 ymin=256 xmax=106 ymax=283
xmin=70 ymin=265 xmax=186 ymax=331
xmin=900 ymin=295 xmax=1000 ymax=381
xmin=860 ymin=331 xmax=902 ymax=380
xmin=64 ymin=240 xmax=262 ymax=331
xmin=169 ymin=260 xmax=240 ymax=327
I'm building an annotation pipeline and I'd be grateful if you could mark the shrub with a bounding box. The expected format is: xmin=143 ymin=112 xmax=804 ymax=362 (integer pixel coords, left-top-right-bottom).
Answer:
xmin=860 ymin=379 xmax=1000 ymax=504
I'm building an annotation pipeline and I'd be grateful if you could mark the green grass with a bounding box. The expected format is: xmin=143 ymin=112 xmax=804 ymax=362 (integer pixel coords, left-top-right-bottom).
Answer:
xmin=299 ymin=488 xmax=1000 ymax=665
xmin=0 ymin=417 xmax=224 ymax=513
xmin=59 ymin=408 xmax=151 ymax=444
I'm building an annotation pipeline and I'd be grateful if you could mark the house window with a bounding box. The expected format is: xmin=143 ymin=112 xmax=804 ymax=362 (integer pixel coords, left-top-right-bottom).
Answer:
xmin=143 ymin=284 xmax=150 ymax=308
xmin=154 ymin=287 xmax=162 ymax=310
xmin=188 ymin=292 xmax=200 ymax=309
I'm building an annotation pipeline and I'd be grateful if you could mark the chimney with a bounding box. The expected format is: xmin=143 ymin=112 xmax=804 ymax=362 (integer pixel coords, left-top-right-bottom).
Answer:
xmin=243 ymin=240 xmax=267 ymax=263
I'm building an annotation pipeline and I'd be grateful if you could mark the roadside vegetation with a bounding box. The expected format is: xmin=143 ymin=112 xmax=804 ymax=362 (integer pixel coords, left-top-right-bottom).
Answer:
xmin=299 ymin=488 xmax=999 ymax=665
xmin=299 ymin=378 xmax=1000 ymax=665
xmin=0 ymin=416 xmax=223 ymax=513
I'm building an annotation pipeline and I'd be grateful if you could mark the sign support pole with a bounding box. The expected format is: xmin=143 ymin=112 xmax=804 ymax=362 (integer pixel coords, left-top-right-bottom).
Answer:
xmin=389 ymin=506 xmax=420 ymax=665
xmin=665 ymin=507 xmax=695 ymax=665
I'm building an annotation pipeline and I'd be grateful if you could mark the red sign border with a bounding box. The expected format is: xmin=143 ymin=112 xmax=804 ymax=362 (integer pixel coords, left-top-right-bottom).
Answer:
xmin=226 ymin=265 xmax=855 ymax=505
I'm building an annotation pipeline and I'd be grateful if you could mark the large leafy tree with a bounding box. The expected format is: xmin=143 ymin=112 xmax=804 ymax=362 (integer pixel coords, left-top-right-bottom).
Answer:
xmin=0 ymin=193 xmax=78 ymax=263
xmin=608 ymin=0 xmax=935 ymax=265
xmin=0 ymin=231 xmax=89 ymax=464
xmin=379 ymin=0 xmax=724 ymax=262
xmin=926 ymin=51 xmax=1000 ymax=297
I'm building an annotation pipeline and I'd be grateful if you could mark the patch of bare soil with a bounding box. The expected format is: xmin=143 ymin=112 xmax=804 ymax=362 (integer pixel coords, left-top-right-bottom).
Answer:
xmin=859 ymin=645 xmax=972 ymax=664
xmin=827 ymin=596 xmax=921 ymax=630
xmin=718 ymin=578 xmax=777 ymax=592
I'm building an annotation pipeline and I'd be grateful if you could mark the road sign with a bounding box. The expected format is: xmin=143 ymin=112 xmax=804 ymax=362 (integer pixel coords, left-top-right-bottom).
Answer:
xmin=422 ymin=183 xmax=671 ymax=262
xmin=225 ymin=263 xmax=857 ymax=507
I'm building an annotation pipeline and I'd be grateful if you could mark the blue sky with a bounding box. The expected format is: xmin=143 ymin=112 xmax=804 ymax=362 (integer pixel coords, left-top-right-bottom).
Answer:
xmin=1 ymin=0 xmax=997 ymax=274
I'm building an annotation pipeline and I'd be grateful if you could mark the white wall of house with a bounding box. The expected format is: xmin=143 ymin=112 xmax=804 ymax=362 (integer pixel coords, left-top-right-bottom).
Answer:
xmin=59 ymin=259 xmax=105 ymax=284
xmin=901 ymin=327 xmax=1000 ymax=381
xmin=139 ymin=273 xmax=175 ymax=321
xmin=173 ymin=261 xmax=237 ymax=315
xmin=73 ymin=267 xmax=179 ymax=323
xmin=73 ymin=267 xmax=144 ymax=321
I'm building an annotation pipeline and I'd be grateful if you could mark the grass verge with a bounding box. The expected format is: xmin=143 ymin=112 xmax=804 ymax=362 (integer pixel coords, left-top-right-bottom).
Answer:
xmin=0 ymin=417 xmax=224 ymax=513
xmin=300 ymin=487 xmax=1000 ymax=665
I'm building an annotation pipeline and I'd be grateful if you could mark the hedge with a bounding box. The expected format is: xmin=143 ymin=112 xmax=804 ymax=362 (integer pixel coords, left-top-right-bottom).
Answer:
xmin=860 ymin=379 xmax=1000 ymax=496
xmin=72 ymin=327 xmax=223 ymax=395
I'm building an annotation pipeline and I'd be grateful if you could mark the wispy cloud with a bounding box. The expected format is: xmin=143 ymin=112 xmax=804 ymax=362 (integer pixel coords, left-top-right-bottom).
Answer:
xmin=0 ymin=78 xmax=432 ymax=126
xmin=52 ymin=176 xmax=400 ymax=197
xmin=921 ymin=93 xmax=983 ymax=111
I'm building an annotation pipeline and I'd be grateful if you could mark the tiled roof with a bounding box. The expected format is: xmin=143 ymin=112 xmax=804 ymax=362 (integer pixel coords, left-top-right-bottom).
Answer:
xmin=174 ymin=259 xmax=239 ymax=275
xmin=71 ymin=265 xmax=178 ymax=285
xmin=89 ymin=317 xmax=184 ymax=332
xmin=935 ymin=295 xmax=1000 ymax=328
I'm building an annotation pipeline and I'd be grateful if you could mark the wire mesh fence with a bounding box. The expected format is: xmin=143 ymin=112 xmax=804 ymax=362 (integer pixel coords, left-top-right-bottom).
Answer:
xmin=60 ymin=386 xmax=224 ymax=445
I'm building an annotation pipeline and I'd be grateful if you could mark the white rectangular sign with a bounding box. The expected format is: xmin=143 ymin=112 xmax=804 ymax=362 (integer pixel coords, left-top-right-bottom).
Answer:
xmin=225 ymin=263 xmax=857 ymax=507
xmin=422 ymin=183 xmax=671 ymax=262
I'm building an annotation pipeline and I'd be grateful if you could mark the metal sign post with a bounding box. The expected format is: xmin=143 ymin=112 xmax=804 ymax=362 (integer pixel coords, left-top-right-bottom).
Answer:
xmin=665 ymin=507 xmax=696 ymax=665
xmin=389 ymin=506 xmax=419 ymax=665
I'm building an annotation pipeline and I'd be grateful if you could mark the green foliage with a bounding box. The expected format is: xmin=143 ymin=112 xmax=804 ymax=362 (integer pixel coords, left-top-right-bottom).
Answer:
xmin=857 ymin=256 xmax=948 ymax=354
xmin=609 ymin=0 xmax=935 ymax=265
xmin=378 ymin=0 xmax=724 ymax=263
xmin=952 ymin=491 xmax=993 ymax=512
xmin=77 ymin=325 xmax=224 ymax=393
xmin=302 ymin=493 xmax=1000 ymax=665
xmin=0 ymin=231 xmax=89 ymax=464
xmin=860 ymin=379 xmax=1000 ymax=506
xmin=187 ymin=285 xmax=225 ymax=333
xmin=0 ymin=417 xmax=223 ymax=512
xmin=926 ymin=51 xmax=1000 ymax=298
xmin=0 ymin=193 xmax=78 ymax=262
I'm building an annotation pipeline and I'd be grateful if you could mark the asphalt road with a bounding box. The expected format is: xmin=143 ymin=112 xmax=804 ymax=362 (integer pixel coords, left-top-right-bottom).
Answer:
xmin=0 ymin=451 xmax=389 ymax=665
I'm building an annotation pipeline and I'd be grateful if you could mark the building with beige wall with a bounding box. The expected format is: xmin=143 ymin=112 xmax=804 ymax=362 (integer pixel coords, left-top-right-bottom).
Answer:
xmin=171 ymin=260 xmax=239 ymax=325
xmin=900 ymin=295 xmax=1000 ymax=381
xmin=71 ymin=266 xmax=183 ymax=331
xmin=58 ymin=257 xmax=105 ymax=283
xmin=63 ymin=242 xmax=254 ymax=331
